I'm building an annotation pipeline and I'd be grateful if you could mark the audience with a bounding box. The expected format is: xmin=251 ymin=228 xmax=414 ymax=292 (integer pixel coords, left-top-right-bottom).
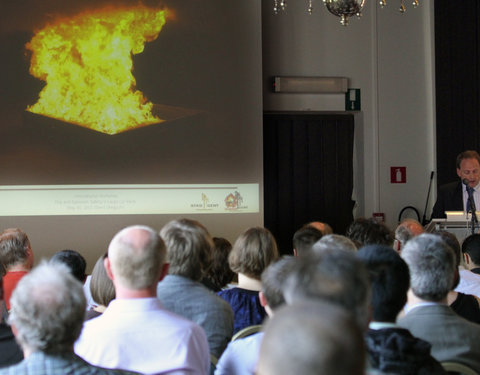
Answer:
xmin=435 ymin=231 xmax=480 ymax=324
xmin=346 ymin=218 xmax=394 ymax=248
xmin=201 ymin=237 xmax=234 ymax=292
xmin=215 ymin=256 xmax=296 ymax=375
xmin=394 ymin=218 xmax=424 ymax=253
xmin=218 ymin=227 xmax=279 ymax=334
xmin=0 ymin=229 xmax=34 ymax=311
xmin=75 ymin=225 xmax=210 ymax=375
xmin=257 ymin=300 xmax=365 ymax=375
xmin=0 ymin=275 xmax=22 ymax=369
xmin=357 ymin=244 xmax=445 ymax=375
xmin=456 ymin=233 xmax=480 ymax=299
xmin=398 ymin=234 xmax=480 ymax=372
xmin=50 ymin=249 xmax=87 ymax=283
xmin=292 ymin=225 xmax=323 ymax=256
xmin=156 ymin=219 xmax=233 ymax=359
xmin=85 ymin=253 xmax=115 ymax=321
xmin=1 ymin=262 xmax=136 ymax=374
xmin=314 ymin=233 xmax=357 ymax=252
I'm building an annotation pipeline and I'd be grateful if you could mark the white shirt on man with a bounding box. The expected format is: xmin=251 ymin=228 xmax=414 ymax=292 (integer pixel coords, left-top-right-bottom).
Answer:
xmin=75 ymin=298 xmax=210 ymax=375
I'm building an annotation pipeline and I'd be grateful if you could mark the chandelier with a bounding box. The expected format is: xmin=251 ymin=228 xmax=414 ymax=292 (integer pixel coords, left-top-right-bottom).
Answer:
xmin=273 ymin=0 xmax=420 ymax=26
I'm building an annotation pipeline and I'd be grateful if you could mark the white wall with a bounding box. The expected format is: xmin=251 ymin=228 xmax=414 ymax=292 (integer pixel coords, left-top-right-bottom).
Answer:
xmin=262 ymin=0 xmax=436 ymax=229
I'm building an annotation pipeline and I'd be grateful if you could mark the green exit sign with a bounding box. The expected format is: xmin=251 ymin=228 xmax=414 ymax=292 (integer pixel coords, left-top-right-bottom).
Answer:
xmin=345 ymin=88 xmax=361 ymax=111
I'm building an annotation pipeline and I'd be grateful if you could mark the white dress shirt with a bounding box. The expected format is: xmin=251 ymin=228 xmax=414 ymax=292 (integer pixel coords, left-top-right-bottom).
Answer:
xmin=456 ymin=268 xmax=480 ymax=299
xmin=462 ymin=182 xmax=480 ymax=213
xmin=75 ymin=298 xmax=210 ymax=375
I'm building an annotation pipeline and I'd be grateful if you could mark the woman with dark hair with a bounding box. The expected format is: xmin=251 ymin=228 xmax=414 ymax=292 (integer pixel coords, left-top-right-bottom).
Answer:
xmin=201 ymin=237 xmax=234 ymax=292
xmin=85 ymin=253 xmax=115 ymax=321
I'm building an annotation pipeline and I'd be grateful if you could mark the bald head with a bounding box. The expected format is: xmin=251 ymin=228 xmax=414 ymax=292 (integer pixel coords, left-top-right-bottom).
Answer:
xmin=108 ymin=225 xmax=166 ymax=290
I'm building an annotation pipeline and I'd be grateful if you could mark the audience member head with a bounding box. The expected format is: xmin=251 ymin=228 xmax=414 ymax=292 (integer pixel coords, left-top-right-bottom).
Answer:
xmin=0 ymin=228 xmax=33 ymax=272
xmin=202 ymin=237 xmax=234 ymax=291
xmin=8 ymin=261 xmax=86 ymax=355
xmin=229 ymin=227 xmax=279 ymax=280
xmin=462 ymin=233 xmax=480 ymax=270
xmin=160 ymin=218 xmax=213 ymax=282
xmin=456 ymin=150 xmax=480 ymax=188
xmin=283 ymin=248 xmax=371 ymax=330
xmin=107 ymin=225 xmax=166 ymax=291
xmin=394 ymin=219 xmax=424 ymax=252
xmin=257 ymin=300 xmax=365 ymax=375
xmin=346 ymin=218 xmax=394 ymax=248
xmin=50 ymin=249 xmax=87 ymax=283
xmin=308 ymin=221 xmax=333 ymax=235
xmin=357 ymin=245 xmax=410 ymax=322
xmin=314 ymin=234 xmax=357 ymax=253
xmin=260 ymin=256 xmax=297 ymax=315
xmin=292 ymin=225 xmax=323 ymax=256
xmin=90 ymin=253 xmax=115 ymax=307
xmin=433 ymin=230 xmax=462 ymax=289
xmin=401 ymin=233 xmax=456 ymax=302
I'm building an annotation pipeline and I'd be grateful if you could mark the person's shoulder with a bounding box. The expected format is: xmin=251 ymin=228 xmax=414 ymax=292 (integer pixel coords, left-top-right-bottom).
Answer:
xmin=438 ymin=181 xmax=461 ymax=193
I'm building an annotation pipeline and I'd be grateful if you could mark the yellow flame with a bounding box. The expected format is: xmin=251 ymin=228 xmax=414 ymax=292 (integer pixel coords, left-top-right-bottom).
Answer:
xmin=26 ymin=5 xmax=168 ymax=135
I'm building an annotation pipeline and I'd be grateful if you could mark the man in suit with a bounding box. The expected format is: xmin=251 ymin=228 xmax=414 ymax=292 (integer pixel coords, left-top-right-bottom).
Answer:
xmin=0 ymin=261 xmax=137 ymax=375
xmin=398 ymin=234 xmax=480 ymax=372
xmin=431 ymin=150 xmax=480 ymax=218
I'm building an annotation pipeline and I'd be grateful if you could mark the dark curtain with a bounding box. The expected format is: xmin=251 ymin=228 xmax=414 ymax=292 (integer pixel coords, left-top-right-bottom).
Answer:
xmin=435 ymin=1 xmax=480 ymax=185
xmin=263 ymin=112 xmax=355 ymax=255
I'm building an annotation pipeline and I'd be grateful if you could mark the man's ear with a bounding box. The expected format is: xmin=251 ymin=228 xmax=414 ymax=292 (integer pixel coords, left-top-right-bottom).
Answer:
xmin=104 ymin=257 xmax=114 ymax=281
xmin=10 ymin=322 xmax=18 ymax=338
xmin=259 ymin=291 xmax=268 ymax=308
xmin=159 ymin=263 xmax=169 ymax=282
xmin=464 ymin=253 xmax=472 ymax=265
xmin=293 ymin=248 xmax=298 ymax=257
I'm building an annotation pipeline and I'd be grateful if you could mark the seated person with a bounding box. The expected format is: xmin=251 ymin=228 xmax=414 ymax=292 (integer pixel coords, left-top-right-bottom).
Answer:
xmin=201 ymin=237 xmax=234 ymax=292
xmin=398 ymin=234 xmax=480 ymax=372
xmin=50 ymin=249 xmax=87 ymax=283
xmin=215 ymin=256 xmax=296 ymax=375
xmin=218 ymin=227 xmax=279 ymax=334
xmin=2 ymin=262 xmax=136 ymax=375
xmin=85 ymin=253 xmax=115 ymax=320
xmin=0 ymin=229 xmax=34 ymax=311
xmin=157 ymin=219 xmax=234 ymax=358
xmin=0 ymin=275 xmax=22 ymax=368
xmin=257 ymin=300 xmax=365 ymax=375
xmin=435 ymin=231 xmax=480 ymax=324
xmin=292 ymin=225 xmax=322 ymax=256
xmin=357 ymin=244 xmax=445 ymax=374
xmin=346 ymin=218 xmax=394 ymax=248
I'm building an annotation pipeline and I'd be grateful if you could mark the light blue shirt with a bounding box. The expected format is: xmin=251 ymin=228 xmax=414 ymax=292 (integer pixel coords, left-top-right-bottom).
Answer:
xmin=215 ymin=332 xmax=264 ymax=375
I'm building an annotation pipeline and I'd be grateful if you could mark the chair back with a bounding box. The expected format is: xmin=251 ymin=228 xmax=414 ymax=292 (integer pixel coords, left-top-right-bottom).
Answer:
xmin=231 ymin=324 xmax=262 ymax=341
xmin=441 ymin=361 xmax=479 ymax=375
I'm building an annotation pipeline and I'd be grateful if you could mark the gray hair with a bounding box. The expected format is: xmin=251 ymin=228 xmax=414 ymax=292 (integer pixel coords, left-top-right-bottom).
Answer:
xmin=108 ymin=225 xmax=165 ymax=289
xmin=401 ymin=233 xmax=455 ymax=301
xmin=258 ymin=300 xmax=365 ymax=375
xmin=0 ymin=228 xmax=31 ymax=270
xmin=283 ymin=249 xmax=370 ymax=330
xmin=314 ymin=234 xmax=357 ymax=253
xmin=160 ymin=219 xmax=213 ymax=281
xmin=8 ymin=261 xmax=86 ymax=353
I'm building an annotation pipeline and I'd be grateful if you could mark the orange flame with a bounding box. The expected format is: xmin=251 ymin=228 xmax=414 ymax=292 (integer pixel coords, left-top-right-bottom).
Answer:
xmin=26 ymin=5 xmax=168 ymax=135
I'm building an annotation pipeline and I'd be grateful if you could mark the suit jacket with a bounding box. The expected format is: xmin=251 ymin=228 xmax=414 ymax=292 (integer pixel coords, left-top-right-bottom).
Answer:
xmin=431 ymin=181 xmax=463 ymax=219
xmin=156 ymin=275 xmax=234 ymax=358
xmin=0 ymin=352 xmax=138 ymax=375
xmin=398 ymin=304 xmax=480 ymax=373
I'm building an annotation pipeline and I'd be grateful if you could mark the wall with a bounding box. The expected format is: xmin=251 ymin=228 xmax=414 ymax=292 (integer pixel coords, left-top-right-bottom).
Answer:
xmin=262 ymin=0 xmax=436 ymax=229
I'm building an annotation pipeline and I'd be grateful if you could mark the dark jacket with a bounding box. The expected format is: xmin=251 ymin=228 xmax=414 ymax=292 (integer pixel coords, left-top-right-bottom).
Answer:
xmin=0 ymin=323 xmax=23 ymax=368
xmin=431 ymin=181 xmax=463 ymax=219
xmin=366 ymin=327 xmax=446 ymax=375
